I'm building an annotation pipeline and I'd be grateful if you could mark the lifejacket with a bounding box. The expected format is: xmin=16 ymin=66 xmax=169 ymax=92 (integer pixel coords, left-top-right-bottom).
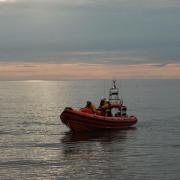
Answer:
xmin=90 ymin=104 xmax=96 ymax=112
xmin=80 ymin=108 xmax=93 ymax=114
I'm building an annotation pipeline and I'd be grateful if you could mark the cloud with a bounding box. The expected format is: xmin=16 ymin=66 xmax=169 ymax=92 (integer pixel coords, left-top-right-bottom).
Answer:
xmin=0 ymin=0 xmax=180 ymax=69
xmin=1 ymin=49 xmax=179 ymax=65
xmin=2 ymin=0 xmax=180 ymax=8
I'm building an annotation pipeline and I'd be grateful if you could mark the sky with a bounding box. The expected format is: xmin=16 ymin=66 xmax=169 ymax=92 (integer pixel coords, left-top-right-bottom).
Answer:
xmin=0 ymin=0 xmax=180 ymax=80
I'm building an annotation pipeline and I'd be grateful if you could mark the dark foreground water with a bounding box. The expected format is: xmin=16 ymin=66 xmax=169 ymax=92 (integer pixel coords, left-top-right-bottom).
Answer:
xmin=0 ymin=80 xmax=180 ymax=180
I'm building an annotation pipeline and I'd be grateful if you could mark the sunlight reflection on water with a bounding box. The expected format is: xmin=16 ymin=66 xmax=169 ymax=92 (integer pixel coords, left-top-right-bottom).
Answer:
xmin=0 ymin=80 xmax=180 ymax=179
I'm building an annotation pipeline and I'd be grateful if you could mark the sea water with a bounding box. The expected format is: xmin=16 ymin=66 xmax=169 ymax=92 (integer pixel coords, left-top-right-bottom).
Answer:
xmin=0 ymin=80 xmax=180 ymax=179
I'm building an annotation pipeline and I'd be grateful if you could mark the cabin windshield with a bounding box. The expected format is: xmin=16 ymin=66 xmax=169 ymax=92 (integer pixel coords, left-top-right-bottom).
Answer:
xmin=111 ymin=107 xmax=121 ymax=117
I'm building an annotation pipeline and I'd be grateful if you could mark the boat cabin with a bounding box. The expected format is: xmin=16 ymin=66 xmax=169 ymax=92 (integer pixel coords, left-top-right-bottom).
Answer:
xmin=108 ymin=80 xmax=126 ymax=117
xmin=110 ymin=104 xmax=127 ymax=117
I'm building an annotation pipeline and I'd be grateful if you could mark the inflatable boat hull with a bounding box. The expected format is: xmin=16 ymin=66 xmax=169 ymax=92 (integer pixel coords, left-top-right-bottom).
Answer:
xmin=60 ymin=107 xmax=138 ymax=133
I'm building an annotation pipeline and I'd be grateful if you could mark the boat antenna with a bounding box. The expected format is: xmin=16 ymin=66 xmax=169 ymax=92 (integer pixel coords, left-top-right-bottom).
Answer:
xmin=119 ymin=80 xmax=124 ymax=105
xmin=103 ymin=79 xmax=106 ymax=99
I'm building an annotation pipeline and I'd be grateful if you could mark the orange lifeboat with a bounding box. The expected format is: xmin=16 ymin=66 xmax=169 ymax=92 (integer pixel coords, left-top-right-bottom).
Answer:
xmin=60 ymin=107 xmax=137 ymax=133
xmin=60 ymin=80 xmax=138 ymax=133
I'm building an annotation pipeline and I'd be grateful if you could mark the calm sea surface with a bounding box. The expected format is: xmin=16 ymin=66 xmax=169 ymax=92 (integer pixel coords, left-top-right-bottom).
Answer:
xmin=0 ymin=80 xmax=180 ymax=180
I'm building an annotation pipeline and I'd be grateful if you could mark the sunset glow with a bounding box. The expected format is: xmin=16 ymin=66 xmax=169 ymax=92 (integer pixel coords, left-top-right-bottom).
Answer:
xmin=1 ymin=63 xmax=180 ymax=80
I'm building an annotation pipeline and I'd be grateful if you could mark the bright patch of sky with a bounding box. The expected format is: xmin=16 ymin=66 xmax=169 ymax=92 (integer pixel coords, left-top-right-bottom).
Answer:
xmin=0 ymin=0 xmax=15 ymax=2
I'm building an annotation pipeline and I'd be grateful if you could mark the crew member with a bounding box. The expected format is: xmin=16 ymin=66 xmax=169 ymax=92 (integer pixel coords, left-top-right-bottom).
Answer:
xmin=81 ymin=101 xmax=96 ymax=114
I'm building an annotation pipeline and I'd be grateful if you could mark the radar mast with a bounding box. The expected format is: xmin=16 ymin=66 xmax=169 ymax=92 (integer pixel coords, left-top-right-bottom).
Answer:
xmin=109 ymin=80 xmax=123 ymax=104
